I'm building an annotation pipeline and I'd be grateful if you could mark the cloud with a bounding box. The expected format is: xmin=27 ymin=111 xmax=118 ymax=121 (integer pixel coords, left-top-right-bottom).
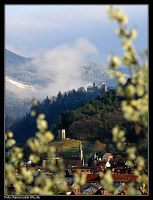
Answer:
xmin=6 ymin=5 xmax=147 ymax=34
xmin=28 ymin=5 xmax=108 ymax=28
xmin=75 ymin=38 xmax=98 ymax=56
xmin=5 ymin=5 xmax=108 ymax=44
xmin=5 ymin=5 xmax=148 ymax=59
xmin=31 ymin=38 xmax=99 ymax=98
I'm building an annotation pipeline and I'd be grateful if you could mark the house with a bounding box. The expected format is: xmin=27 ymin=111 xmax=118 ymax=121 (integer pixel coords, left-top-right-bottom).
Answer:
xmin=96 ymin=158 xmax=128 ymax=169
xmin=112 ymin=167 xmax=134 ymax=174
xmin=63 ymin=157 xmax=84 ymax=168
xmin=82 ymin=183 xmax=103 ymax=194
xmin=42 ymin=157 xmax=60 ymax=168
xmin=117 ymin=182 xmax=127 ymax=193
xmin=102 ymin=153 xmax=113 ymax=162
xmin=112 ymin=174 xmax=137 ymax=184
xmin=105 ymin=159 xmax=111 ymax=168
xmin=96 ymin=160 xmax=106 ymax=167
xmin=69 ymin=167 xmax=93 ymax=175
xmin=109 ymin=159 xmax=119 ymax=168
xmin=87 ymin=173 xmax=137 ymax=184
xmin=86 ymin=174 xmax=100 ymax=183
xmin=93 ymin=165 xmax=105 ymax=174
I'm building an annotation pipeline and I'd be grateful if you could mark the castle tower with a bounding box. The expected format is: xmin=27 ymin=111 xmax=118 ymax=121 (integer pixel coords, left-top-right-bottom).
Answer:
xmin=102 ymin=82 xmax=107 ymax=92
xmin=58 ymin=129 xmax=66 ymax=139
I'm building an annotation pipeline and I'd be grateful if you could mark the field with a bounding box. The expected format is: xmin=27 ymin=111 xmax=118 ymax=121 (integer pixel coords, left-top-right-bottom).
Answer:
xmin=51 ymin=139 xmax=95 ymax=157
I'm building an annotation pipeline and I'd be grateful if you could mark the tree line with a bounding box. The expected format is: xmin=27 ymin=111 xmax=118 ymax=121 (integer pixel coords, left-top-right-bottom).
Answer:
xmin=6 ymin=79 xmax=147 ymax=160
xmin=7 ymin=87 xmax=105 ymax=143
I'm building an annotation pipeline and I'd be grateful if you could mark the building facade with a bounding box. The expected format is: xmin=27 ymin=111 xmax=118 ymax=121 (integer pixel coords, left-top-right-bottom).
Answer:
xmin=102 ymin=153 xmax=113 ymax=162
xmin=87 ymin=82 xmax=107 ymax=93
xmin=58 ymin=129 xmax=66 ymax=139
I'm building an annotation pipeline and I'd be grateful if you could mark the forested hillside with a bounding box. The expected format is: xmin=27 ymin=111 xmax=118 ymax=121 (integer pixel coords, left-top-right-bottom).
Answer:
xmin=51 ymin=89 xmax=147 ymax=158
xmin=8 ymin=88 xmax=105 ymax=143
xmin=8 ymin=82 xmax=147 ymax=158
xmin=5 ymin=90 xmax=32 ymax=119
xmin=52 ymin=90 xmax=135 ymax=142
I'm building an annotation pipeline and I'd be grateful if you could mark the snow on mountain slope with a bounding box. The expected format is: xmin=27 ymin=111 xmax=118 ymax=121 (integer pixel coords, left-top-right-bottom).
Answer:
xmin=5 ymin=76 xmax=35 ymax=90
xmin=5 ymin=49 xmax=131 ymax=120
xmin=5 ymin=76 xmax=40 ymax=99
xmin=5 ymin=49 xmax=130 ymax=99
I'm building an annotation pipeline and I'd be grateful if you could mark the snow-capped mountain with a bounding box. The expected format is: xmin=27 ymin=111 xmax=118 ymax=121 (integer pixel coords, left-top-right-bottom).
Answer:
xmin=5 ymin=49 xmax=130 ymax=119
xmin=81 ymin=61 xmax=116 ymax=87
xmin=5 ymin=49 xmax=130 ymax=93
xmin=5 ymin=49 xmax=130 ymax=90
xmin=5 ymin=49 xmax=54 ymax=88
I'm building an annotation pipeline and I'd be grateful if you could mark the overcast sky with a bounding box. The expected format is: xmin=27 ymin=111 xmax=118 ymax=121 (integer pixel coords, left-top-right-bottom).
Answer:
xmin=5 ymin=4 xmax=148 ymax=66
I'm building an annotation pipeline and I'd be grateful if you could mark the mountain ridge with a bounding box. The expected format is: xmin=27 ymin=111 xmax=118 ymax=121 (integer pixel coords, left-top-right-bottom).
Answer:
xmin=5 ymin=48 xmax=121 ymax=92
xmin=5 ymin=48 xmax=129 ymax=119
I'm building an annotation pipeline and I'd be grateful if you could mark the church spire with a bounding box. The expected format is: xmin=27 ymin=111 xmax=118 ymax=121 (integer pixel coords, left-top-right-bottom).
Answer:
xmin=79 ymin=142 xmax=83 ymax=160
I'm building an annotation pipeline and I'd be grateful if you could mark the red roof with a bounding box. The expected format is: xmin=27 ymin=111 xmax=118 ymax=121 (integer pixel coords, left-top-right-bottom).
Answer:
xmin=93 ymin=166 xmax=104 ymax=173
xmin=105 ymin=153 xmax=113 ymax=156
xmin=20 ymin=167 xmax=36 ymax=171
xmin=112 ymin=174 xmax=137 ymax=182
xmin=86 ymin=173 xmax=137 ymax=183
xmin=87 ymin=174 xmax=100 ymax=183
xmin=20 ymin=166 xmax=53 ymax=172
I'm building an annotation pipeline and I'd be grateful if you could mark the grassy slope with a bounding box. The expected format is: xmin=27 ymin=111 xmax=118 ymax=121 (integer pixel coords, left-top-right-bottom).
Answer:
xmin=51 ymin=139 xmax=94 ymax=157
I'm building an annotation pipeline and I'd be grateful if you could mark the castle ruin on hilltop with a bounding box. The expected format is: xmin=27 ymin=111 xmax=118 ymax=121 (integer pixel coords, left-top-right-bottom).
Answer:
xmin=87 ymin=82 xmax=107 ymax=93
